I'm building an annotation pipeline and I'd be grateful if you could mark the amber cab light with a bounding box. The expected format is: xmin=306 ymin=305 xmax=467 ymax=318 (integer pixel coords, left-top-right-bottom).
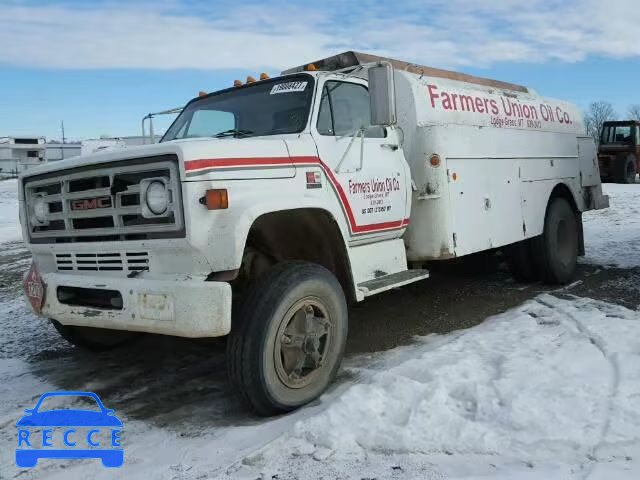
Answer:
xmin=201 ymin=189 xmax=228 ymax=210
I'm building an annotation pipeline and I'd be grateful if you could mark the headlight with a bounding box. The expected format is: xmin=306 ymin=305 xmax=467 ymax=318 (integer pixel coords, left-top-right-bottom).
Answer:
xmin=32 ymin=196 xmax=48 ymax=224
xmin=145 ymin=180 xmax=169 ymax=215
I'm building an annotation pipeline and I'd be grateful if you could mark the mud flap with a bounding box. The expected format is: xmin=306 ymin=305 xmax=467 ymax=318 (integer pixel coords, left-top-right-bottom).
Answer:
xmin=577 ymin=213 xmax=585 ymax=257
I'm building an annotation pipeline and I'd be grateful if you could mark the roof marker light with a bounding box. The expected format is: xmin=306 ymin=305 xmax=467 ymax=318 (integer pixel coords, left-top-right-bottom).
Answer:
xmin=233 ymin=80 xmax=242 ymax=87
xmin=246 ymin=76 xmax=256 ymax=84
xmin=259 ymin=73 xmax=269 ymax=80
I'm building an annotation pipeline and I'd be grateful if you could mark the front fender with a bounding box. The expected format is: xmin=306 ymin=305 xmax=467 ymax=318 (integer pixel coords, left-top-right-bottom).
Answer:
xmin=183 ymin=177 xmax=350 ymax=273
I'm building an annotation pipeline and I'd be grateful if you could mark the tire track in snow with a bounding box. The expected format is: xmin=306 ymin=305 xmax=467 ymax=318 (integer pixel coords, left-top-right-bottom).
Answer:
xmin=537 ymin=294 xmax=620 ymax=480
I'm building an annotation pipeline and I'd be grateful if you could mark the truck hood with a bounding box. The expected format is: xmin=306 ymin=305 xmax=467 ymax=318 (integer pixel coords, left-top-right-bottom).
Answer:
xmin=19 ymin=136 xmax=297 ymax=181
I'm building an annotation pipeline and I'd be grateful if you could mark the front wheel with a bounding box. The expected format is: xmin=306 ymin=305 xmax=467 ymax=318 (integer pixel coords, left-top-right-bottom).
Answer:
xmin=227 ymin=262 xmax=348 ymax=416
xmin=51 ymin=320 xmax=140 ymax=351
xmin=532 ymin=197 xmax=578 ymax=285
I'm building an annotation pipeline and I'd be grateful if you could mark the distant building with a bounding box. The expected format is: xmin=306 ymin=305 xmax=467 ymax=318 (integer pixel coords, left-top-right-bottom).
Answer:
xmin=1 ymin=137 xmax=45 ymax=176
xmin=0 ymin=134 xmax=161 ymax=177
xmin=0 ymin=136 xmax=84 ymax=176
xmin=45 ymin=142 xmax=83 ymax=162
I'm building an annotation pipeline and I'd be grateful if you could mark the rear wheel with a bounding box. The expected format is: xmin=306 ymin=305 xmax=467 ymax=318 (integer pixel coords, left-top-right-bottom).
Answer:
xmin=532 ymin=197 xmax=578 ymax=284
xmin=51 ymin=320 xmax=139 ymax=351
xmin=227 ymin=262 xmax=348 ymax=416
xmin=615 ymin=155 xmax=637 ymax=184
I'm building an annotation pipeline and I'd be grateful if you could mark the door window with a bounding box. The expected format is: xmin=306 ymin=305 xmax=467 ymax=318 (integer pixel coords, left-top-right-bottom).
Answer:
xmin=316 ymin=81 xmax=385 ymax=138
xmin=601 ymin=125 xmax=633 ymax=144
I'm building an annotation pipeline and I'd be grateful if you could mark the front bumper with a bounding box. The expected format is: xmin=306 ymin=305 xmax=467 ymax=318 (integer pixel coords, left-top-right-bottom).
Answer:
xmin=32 ymin=273 xmax=232 ymax=338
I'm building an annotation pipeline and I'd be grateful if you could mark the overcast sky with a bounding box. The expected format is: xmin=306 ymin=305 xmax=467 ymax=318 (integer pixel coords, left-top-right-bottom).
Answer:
xmin=1 ymin=0 xmax=639 ymax=140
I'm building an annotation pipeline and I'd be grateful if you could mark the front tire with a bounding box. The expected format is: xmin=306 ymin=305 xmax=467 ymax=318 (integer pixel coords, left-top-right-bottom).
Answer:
xmin=227 ymin=262 xmax=348 ymax=416
xmin=51 ymin=320 xmax=139 ymax=351
xmin=532 ymin=197 xmax=578 ymax=284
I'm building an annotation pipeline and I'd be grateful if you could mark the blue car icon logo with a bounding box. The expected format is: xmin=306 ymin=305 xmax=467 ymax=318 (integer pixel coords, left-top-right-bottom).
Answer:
xmin=16 ymin=391 xmax=123 ymax=468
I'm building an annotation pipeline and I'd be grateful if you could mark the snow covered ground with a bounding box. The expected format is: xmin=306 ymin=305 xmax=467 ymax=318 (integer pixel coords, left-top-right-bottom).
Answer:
xmin=225 ymin=295 xmax=640 ymax=479
xmin=0 ymin=179 xmax=21 ymax=244
xmin=2 ymin=294 xmax=640 ymax=479
xmin=582 ymin=184 xmax=640 ymax=269
xmin=0 ymin=182 xmax=639 ymax=479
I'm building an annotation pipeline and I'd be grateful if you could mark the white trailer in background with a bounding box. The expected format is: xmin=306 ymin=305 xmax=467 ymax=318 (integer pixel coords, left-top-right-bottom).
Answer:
xmin=0 ymin=137 xmax=46 ymax=176
xmin=19 ymin=51 xmax=608 ymax=415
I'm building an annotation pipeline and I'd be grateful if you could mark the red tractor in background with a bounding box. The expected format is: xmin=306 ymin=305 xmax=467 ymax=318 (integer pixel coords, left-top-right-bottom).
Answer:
xmin=598 ymin=120 xmax=639 ymax=184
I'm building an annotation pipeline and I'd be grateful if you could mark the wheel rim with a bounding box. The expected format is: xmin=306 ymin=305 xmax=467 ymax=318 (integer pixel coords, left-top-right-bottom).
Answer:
xmin=274 ymin=297 xmax=332 ymax=389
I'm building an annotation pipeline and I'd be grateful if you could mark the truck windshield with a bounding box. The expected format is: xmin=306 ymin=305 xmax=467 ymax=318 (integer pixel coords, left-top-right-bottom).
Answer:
xmin=601 ymin=124 xmax=633 ymax=145
xmin=162 ymin=75 xmax=314 ymax=141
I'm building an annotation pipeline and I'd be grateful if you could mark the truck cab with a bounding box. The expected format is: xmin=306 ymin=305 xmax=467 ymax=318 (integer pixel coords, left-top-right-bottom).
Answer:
xmin=598 ymin=120 xmax=640 ymax=183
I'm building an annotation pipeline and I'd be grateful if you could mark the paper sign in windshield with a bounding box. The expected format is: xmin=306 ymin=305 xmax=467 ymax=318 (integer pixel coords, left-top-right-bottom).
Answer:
xmin=270 ymin=81 xmax=308 ymax=94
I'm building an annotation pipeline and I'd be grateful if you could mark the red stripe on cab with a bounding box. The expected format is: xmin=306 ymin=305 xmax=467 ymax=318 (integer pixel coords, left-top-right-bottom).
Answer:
xmin=184 ymin=155 xmax=409 ymax=235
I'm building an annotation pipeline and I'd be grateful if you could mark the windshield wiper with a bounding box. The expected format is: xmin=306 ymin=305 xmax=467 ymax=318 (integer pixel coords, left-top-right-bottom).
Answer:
xmin=213 ymin=129 xmax=254 ymax=138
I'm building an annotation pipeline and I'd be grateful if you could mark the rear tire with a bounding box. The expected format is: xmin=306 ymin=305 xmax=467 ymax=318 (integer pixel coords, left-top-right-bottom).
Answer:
xmin=51 ymin=320 xmax=139 ymax=351
xmin=504 ymin=239 xmax=538 ymax=282
xmin=227 ymin=261 xmax=348 ymax=416
xmin=532 ymin=197 xmax=578 ymax=285
xmin=615 ymin=155 xmax=637 ymax=184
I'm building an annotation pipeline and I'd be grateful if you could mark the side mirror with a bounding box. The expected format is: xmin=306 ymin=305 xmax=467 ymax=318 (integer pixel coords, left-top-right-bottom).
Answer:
xmin=368 ymin=64 xmax=396 ymax=126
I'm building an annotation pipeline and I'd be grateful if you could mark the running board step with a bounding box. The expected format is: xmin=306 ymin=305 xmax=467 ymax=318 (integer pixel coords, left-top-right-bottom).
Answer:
xmin=357 ymin=269 xmax=429 ymax=297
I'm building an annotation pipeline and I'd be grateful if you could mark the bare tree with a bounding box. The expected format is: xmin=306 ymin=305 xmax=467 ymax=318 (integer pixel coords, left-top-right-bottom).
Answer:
xmin=584 ymin=101 xmax=616 ymax=143
xmin=628 ymin=104 xmax=640 ymax=121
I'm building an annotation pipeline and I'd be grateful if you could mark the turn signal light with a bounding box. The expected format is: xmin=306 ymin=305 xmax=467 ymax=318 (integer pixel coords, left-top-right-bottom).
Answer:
xmin=429 ymin=153 xmax=441 ymax=167
xmin=201 ymin=189 xmax=228 ymax=210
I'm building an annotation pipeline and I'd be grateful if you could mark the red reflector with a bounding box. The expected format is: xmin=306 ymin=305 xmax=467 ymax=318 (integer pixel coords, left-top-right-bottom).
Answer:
xmin=24 ymin=262 xmax=45 ymax=314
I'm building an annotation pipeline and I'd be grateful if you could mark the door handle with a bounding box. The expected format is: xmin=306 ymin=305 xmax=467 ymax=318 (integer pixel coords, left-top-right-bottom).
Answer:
xmin=380 ymin=144 xmax=399 ymax=151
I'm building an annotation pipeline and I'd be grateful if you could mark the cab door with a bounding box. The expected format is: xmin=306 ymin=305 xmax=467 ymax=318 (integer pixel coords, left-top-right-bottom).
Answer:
xmin=310 ymin=78 xmax=410 ymax=242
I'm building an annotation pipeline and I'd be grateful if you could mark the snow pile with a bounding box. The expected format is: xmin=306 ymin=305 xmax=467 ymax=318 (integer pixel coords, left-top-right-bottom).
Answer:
xmin=0 ymin=179 xmax=21 ymax=244
xmin=582 ymin=183 xmax=640 ymax=268
xmin=232 ymin=295 xmax=640 ymax=479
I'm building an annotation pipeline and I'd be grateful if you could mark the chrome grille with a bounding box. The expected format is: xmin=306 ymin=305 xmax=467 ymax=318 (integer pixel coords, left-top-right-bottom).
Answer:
xmin=23 ymin=155 xmax=184 ymax=243
xmin=55 ymin=252 xmax=150 ymax=272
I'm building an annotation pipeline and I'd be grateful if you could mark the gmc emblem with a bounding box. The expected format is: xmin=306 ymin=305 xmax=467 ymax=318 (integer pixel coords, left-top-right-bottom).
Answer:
xmin=70 ymin=196 xmax=112 ymax=211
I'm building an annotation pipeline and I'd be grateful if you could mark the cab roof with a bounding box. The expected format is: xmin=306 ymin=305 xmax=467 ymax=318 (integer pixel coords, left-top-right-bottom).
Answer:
xmin=603 ymin=120 xmax=640 ymax=126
